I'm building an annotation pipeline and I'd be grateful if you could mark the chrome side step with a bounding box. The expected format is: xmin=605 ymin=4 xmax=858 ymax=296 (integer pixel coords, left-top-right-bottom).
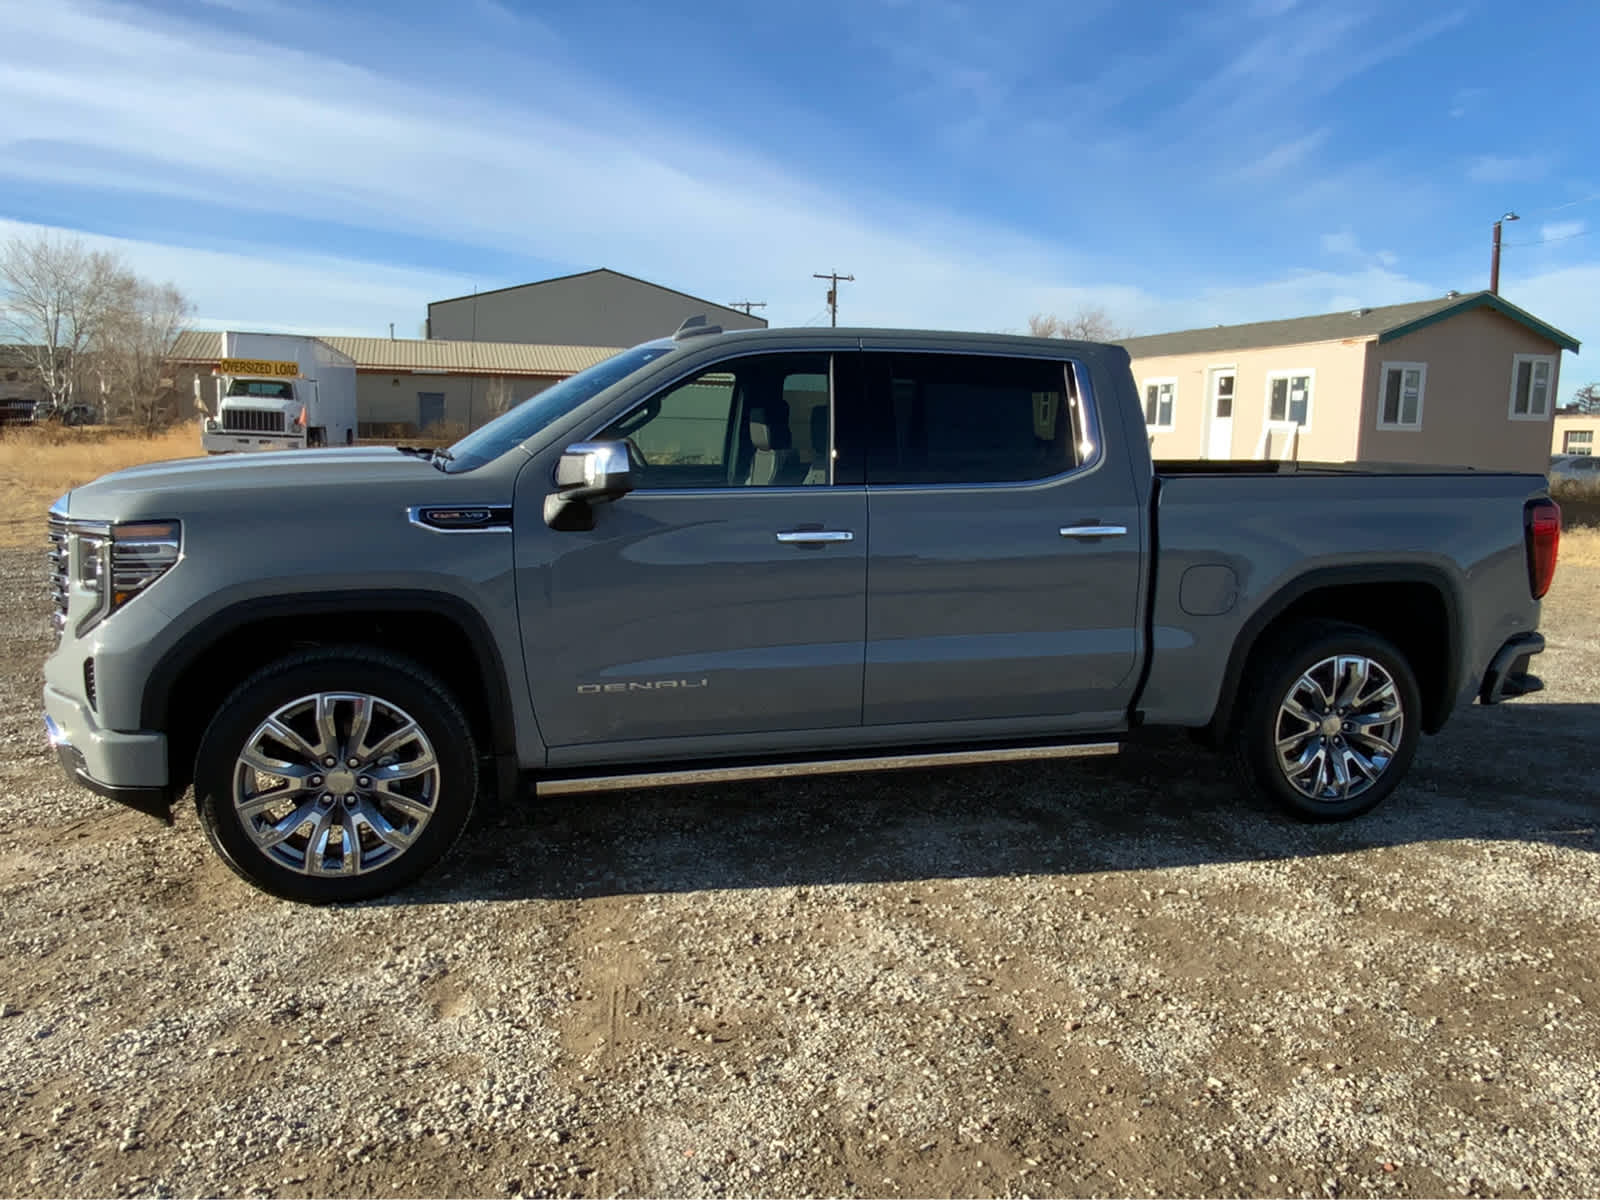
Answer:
xmin=535 ymin=741 xmax=1120 ymax=796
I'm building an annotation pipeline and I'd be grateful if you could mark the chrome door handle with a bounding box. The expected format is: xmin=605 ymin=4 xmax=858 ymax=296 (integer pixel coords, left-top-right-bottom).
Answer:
xmin=1059 ymin=524 xmax=1127 ymax=539
xmin=776 ymin=530 xmax=854 ymax=544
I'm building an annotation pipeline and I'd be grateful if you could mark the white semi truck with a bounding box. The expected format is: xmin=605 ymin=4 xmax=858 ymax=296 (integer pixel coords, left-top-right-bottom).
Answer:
xmin=199 ymin=331 xmax=357 ymax=454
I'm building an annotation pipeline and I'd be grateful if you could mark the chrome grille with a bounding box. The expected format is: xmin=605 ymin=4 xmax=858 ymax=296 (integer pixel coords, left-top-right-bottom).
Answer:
xmin=47 ymin=517 xmax=69 ymax=633
xmin=222 ymin=408 xmax=286 ymax=433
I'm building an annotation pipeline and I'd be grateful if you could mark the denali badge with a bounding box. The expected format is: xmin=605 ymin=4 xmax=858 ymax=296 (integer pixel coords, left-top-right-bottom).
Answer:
xmin=577 ymin=679 xmax=708 ymax=694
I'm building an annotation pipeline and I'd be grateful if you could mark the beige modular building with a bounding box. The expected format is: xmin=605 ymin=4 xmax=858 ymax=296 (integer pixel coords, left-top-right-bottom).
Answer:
xmin=1552 ymin=412 xmax=1600 ymax=457
xmin=1121 ymin=291 xmax=1579 ymax=474
xmin=172 ymin=331 xmax=620 ymax=438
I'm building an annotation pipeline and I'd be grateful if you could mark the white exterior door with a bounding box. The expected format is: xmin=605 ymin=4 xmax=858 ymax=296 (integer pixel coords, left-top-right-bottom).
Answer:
xmin=1206 ymin=370 xmax=1235 ymax=459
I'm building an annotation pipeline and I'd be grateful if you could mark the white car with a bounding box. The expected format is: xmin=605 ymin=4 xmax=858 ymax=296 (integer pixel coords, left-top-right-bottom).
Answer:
xmin=1549 ymin=454 xmax=1600 ymax=485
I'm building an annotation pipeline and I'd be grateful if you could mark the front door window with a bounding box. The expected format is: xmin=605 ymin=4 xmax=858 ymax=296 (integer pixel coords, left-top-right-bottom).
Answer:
xmin=599 ymin=353 xmax=832 ymax=489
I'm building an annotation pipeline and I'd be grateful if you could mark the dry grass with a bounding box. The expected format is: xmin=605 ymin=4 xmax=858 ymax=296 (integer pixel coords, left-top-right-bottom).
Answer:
xmin=1561 ymin=526 xmax=1600 ymax=569
xmin=0 ymin=425 xmax=199 ymax=549
xmin=1552 ymin=478 xmax=1600 ymax=530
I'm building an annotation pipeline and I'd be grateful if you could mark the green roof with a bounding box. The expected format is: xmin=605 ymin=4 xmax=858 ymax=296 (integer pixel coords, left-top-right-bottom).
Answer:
xmin=1120 ymin=290 xmax=1580 ymax=358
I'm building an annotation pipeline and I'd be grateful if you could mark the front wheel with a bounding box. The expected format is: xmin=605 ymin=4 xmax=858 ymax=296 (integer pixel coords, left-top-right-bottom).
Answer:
xmin=1234 ymin=620 xmax=1421 ymax=821
xmin=194 ymin=648 xmax=478 ymax=902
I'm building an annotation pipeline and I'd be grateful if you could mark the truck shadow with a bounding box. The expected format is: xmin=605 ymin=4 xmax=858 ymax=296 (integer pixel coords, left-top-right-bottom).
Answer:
xmin=406 ymin=700 xmax=1599 ymax=906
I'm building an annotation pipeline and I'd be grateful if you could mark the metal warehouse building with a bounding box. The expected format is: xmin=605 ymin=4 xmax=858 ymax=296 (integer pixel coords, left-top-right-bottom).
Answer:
xmin=425 ymin=267 xmax=767 ymax=346
xmin=171 ymin=331 xmax=620 ymax=437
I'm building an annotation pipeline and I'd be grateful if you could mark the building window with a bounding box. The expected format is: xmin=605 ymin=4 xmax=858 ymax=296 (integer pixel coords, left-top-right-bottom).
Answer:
xmin=1509 ymin=354 xmax=1555 ymax=420
xmin=1378 ymin=362 xmax=1426 ymax=430
xmin=1266 ymin=370 xmax=1313 ymax=428
xmin=1565 ymin=429 xmax=1594 ymax=455
xmin=1143 ymin=378 xmax=1175 ymax=431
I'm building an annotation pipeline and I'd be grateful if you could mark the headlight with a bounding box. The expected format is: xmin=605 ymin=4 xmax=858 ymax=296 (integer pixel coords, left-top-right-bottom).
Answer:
xmin=109 ymin=521 xmax=181 ymax=611
xmin=70 ymin=520 xmax=180 ymax=631
xmin=78 ymin=533 xmax=106 ymax=595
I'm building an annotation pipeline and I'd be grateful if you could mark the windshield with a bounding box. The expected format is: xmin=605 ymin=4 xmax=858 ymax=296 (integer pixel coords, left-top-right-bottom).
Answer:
xmin=226 ymin=379 xmax=295 ymax=400
xmin=444 ymin=342 xmax=674 ymax=471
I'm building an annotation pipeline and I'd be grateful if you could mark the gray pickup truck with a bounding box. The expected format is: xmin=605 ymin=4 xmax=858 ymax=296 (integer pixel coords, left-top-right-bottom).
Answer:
xmin=42 ymin=322 xmax=1560 ymax=901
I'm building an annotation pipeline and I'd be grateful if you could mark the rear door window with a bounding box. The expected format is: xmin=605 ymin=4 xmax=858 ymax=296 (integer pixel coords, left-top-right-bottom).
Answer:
xmin=857 ymin=353 xmax=1080 ymax=485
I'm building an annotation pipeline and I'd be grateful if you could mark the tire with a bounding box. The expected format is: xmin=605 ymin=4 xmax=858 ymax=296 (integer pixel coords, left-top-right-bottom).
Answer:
xmin=194 ymin=648 xmax=478 ymax=902
xmin=1233 ymin=620 xmax=1421 ymax=821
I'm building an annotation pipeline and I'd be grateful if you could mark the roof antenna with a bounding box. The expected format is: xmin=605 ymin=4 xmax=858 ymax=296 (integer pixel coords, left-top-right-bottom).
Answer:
xmin=673 ymin=314 xmax=723 ymax=341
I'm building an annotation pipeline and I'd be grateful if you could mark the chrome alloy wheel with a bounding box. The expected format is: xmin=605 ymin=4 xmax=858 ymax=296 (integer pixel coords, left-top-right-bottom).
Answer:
xmin=231 ymin=692 xmax=441 ymax=876
xmin=1273 ymin=654 xmax=1404 ymax=804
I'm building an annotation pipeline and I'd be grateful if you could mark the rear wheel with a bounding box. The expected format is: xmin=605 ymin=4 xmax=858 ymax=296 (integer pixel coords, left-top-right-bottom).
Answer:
xmin=194 ymin=648 xmax=477 ymax=902
xmin=1234 ymin=620 xmax=1421 ymax=821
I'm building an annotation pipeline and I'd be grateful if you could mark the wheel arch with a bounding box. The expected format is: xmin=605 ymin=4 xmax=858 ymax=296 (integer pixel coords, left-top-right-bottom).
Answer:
xmin=142 ymin=590 xmax=517 ymax=793
xmin=1209 ymin=565 xmax=1464 ymax=742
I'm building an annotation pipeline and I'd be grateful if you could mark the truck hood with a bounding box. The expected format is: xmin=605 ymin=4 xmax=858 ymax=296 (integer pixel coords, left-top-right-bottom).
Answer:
xmin=62 ymin=448 xmax=453 ymax=519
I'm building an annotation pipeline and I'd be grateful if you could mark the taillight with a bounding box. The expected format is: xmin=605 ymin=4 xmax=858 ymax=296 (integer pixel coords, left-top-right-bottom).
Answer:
xmin=1525 ymin=499 xmax=1560 ymax=599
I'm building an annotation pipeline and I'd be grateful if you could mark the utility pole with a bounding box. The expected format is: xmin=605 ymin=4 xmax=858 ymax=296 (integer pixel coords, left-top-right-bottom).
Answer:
xmin=1490 ymin=211 xmax=1519 ymax=295
xmin=812 ymin=270 xmax=854 ymax=327
xmin=727 ymin=300 xmax=767 ymax=316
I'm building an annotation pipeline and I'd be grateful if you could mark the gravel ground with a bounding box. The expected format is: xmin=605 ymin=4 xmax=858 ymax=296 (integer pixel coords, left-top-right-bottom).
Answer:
xmin=1 ymin=544 xmax=1597 ymax=1199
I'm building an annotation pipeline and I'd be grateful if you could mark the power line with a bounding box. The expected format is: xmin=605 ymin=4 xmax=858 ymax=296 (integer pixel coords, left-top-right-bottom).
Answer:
xmin=1522 ymin=190 xmax=1600 ymax=218
xmin=812 ymin=270 xmax=855 ymax=327
xmin=1505 ymin=229 xmax=1593 ymax=247
xmin=726 ymin=300 xmax=767 ymax=316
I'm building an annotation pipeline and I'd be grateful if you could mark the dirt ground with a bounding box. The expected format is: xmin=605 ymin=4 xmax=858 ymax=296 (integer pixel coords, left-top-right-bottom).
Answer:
xmin=1 ymin=543 xmax=1596 ymax=1200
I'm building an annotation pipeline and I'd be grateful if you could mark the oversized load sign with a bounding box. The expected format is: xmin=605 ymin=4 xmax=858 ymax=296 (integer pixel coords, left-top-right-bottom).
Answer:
xmin=216 ymin=358 xmax=301 ymax=377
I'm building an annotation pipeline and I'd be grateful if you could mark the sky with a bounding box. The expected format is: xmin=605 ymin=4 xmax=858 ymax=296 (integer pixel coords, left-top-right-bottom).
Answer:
xmin=2 ymin=0 xmax=1596 ymax=401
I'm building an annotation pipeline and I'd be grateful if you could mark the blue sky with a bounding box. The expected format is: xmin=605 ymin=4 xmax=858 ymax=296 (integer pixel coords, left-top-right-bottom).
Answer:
xmin=3 ymin=0 xmax=1596 ymax=399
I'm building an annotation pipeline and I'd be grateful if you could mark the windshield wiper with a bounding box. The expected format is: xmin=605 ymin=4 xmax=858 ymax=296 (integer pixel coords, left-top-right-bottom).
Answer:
xmin=395 ymin=444 xmax=434 ymax=458
xmin=430 ymin=447 xmax=455 ymax=471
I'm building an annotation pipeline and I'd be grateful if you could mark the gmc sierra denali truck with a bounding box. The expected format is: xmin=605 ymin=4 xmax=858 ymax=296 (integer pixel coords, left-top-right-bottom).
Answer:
xmin=42 ymin=321 xmax=1560 ymax=902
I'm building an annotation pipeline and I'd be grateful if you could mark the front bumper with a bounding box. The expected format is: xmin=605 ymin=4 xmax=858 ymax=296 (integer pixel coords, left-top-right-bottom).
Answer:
xmin=200 ymin=431 xmax=305 ymax=454
xmin=43 ymin=688 xmax=173 ymax=820
xmin=1478 ymin=632 xmax=1545 ymax=705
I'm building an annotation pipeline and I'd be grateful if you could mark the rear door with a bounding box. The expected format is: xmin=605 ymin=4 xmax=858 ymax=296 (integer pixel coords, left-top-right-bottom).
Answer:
xmin=852 ymin=346 xmax=1144 ymax=729
xmin=521 ymin=349 xmax=868 ymax=748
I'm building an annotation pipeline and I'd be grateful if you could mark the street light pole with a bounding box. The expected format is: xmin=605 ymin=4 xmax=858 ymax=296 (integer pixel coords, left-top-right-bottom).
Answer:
xmin=1490 ymin=211 xmax=1519 ymax=295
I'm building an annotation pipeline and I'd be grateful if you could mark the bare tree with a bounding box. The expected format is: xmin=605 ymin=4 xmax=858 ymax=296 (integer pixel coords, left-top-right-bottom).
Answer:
xmin=93 ymin=278 xmax=192 ymax=431
xmin=1 ymin=232 xmax=192 ymax=429
xmin=0 ymin=233 xmax=124 ymax=412
xmin=1570 ymin=382 xmax=1600 ymax=414
xmin=484 ymin=375 xmax=516 ymax=419
xmin=1027 ymin=307 xmax=1130 ymax=341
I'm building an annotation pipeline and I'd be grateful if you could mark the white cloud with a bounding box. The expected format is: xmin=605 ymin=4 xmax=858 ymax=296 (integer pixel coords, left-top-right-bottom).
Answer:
xmin=1448 ymin=86 xmax=1485 ymax=119
xmin=1319 ymin=230 xmax=1397 ymax=269
xmin=1541 ymin=220 xmax=1587 ymax=242
xmin=1503 ymin=262 xmax=1595 ymax=406
xmin=1240 ymin=130 xmax=1330 ymax=180
xmin=0 ymin=1 xmax=1115 ymax=331
xmin=1467 ymin=155 xmax=1548 ymax=185
xmin=0 ymin=217 xmax=471 ymax=337
xmin=1321 ymin=230 xmax=1360 ymax=256
xmin=4 ymin=0 xmax=1576 ymax=367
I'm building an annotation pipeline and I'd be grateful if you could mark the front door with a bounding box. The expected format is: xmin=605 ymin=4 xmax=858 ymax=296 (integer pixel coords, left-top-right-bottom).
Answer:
xmin=853 ymin=346 xmax=1145 ymax=729
xmin=1206 ymin=370 xmax=1234 ymax=459
xmin=418 ymin=392 xmax=446 ymax=431
xmin=519 ymin=350 xmax=867 ymax=748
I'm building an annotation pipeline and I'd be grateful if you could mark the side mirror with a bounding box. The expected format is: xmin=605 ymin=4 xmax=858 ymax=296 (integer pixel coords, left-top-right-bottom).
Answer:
xmin=544 ymin=441 xmax=635 ymax=531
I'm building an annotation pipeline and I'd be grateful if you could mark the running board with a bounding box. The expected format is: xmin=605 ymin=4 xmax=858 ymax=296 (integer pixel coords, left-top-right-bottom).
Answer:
xmin=535 ymin=741 xmax=1121 ymax=797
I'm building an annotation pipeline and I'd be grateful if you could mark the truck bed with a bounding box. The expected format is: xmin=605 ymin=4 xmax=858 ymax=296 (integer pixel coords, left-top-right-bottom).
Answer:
xmin=1138 ymin=466 xmax=1549 ymax=733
